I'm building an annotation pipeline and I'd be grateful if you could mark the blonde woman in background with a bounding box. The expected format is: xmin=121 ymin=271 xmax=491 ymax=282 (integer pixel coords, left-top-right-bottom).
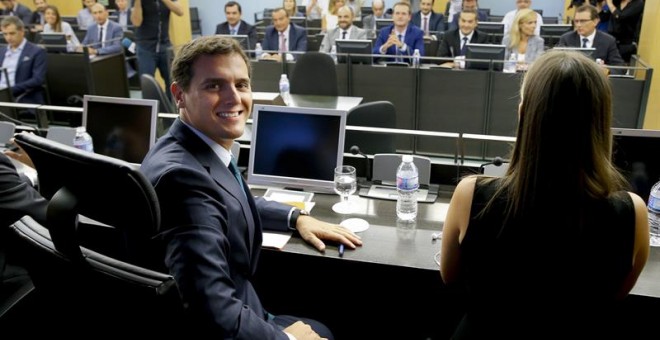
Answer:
xmin=284 ymin=0 xmax=304 ymax=17
xmin=322 ymin=0 xmax=345 ymax=32
xmin=501 ymin=8 xmax=544 ymax=71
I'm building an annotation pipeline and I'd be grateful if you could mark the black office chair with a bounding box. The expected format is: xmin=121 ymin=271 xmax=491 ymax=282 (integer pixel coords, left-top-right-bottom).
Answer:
xmin=141 ymin=74 xmax=176 ymax=113
xmin=290 ymin=52 xmax=338 ymax=96
xmin=7 ymin=133 xmax=184 ymax=333
xmin=344 ymin=101 xmax=397 ymax=155
xmin=190 ymin=7 xmax=202 ymax=36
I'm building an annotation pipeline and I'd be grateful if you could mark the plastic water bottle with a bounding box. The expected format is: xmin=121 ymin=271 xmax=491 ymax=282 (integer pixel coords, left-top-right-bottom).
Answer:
xmin=279 ymin=74 xmax=291 ymax=105
xmin=330 ymin=44 xmax=338 ymax=64
xmin=255 ymin=42 xmax=263 ymax=59
xmin=558 ymin=12 xmax=563 ymax=24
xmin=647 ymin=181 xmax=660 ymax=246
xmin=503 ymin=52 xmax=517 ymax=73
xmin=412 ymin=48 xmax=421 ymax=68
xmin=396 ymin=155 xmax=419 ymax=221
xmin=73 ymin=126 xmax=94 ymax=153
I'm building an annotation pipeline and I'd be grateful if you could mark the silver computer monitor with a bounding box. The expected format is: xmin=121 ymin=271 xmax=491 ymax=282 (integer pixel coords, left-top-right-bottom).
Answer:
xmin=82 ymin=95 xmax=158 ymax=164
xmin=248 ymin=104 xmax=348 ymax=193
xmin=215 ymin=34 xmax=250 ymax=51
xmin=612 ymin=128 xmax=660 ymax=202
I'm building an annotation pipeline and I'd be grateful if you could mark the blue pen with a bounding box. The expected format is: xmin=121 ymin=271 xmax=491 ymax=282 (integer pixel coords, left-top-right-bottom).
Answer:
xmin=338 ymin=244 xmax=345 ymax=257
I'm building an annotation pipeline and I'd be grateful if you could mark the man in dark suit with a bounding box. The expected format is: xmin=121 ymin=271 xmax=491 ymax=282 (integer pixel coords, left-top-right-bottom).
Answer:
xmin=448 ymin=0 xmax=488 ymax=31
xmin=81 ymin=3 xmax=124 ymax=56
xmin=0 ymin=0 xmax=33 ymax=25
xmin=373 ymin=1 xmax=425 ymax=63
xmin=141 ymin=35 xmax=361 ymax=338
xmin=215 ymin=1 xmax=257 ymax=51
xmin=438 ymin=9 xmax=487 ymax=58
xmin=30 ymin=0 xmax=48 ymax=30
xmin=261 ymin=7 xmax=307 ymax=61
xmin=0 ymin=16 xmax=46 ymax=105
xmin=411 ymin=0 xmax=445 ymax=39
xmin=557 ymin=4 xmax=625 ymax=68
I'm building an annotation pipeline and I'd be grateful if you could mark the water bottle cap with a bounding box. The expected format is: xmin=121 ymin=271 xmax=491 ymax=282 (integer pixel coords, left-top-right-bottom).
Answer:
xmin=280 ymin=74 xmax=287 ymax=79
xmin=76 ymin=126 xmax=87 ymax=132
xmin=402 ymin=155 xmax=413 ymax=162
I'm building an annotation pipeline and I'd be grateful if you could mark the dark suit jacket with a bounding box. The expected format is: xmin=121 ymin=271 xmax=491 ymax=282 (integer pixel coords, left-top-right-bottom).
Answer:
xmin=0 ymin=41 xmax=47 ymax=104
xmin=140 ymin=119 xmax=294 ymax=338
xmin=557 ymin=30 xmax=625 ymax=66
xmin=82 ymin=20 xmax=124 ymax=55
xmin=30 ymin=11 xmax=44 ymax=26
xmin=1 ymin=3 xmax=33 ymax=25
xmin=215 ymin=20 xmax=258 ymax=50
xmin=448 ymin=9 xmax=489 ymax=31
xmin=261 ymin=23 xmax=307 ymax=56
xmin=437 ymin=29 xmax=488 ymax=57
xmin=373 ymin=24 xmax=425 ymax=62
xmin=411 ymin=11 xmax=445 ymax=33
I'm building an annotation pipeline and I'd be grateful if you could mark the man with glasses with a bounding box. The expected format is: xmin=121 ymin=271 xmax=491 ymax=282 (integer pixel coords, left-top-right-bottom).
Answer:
xmin=557 ymin=4 xmax=624 ymax=68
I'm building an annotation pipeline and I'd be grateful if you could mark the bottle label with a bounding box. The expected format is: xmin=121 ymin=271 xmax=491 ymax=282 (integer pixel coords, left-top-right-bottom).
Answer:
xmin=397 ymin=175 xmax=419 ymax=191
xmin=649 ymin=193 xmax=660 ymax=213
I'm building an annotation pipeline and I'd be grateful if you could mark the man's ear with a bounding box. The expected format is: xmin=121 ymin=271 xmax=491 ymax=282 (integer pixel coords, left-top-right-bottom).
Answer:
xmin=171 ymin=82 xmax=184 ymax=108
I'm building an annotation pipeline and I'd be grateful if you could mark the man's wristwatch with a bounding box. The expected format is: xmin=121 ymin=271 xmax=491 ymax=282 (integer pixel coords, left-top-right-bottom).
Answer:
xmin=288 ymin=208 xmax=310 ymax=230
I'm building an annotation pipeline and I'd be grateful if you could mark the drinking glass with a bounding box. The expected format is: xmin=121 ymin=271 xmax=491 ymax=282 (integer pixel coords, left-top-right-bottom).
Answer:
xmin=332 ymin=165 xmax=357 ymax=214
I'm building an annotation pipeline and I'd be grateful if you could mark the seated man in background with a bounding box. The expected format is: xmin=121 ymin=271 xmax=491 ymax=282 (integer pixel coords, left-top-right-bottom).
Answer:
xmin=448 ymin=0 xmax=488 ymax=31
xmin=80 ymin=3 xmax=123 ymax=56
xmin=215 ymin=1 xmax=257 ymax=51
xmin=0 ymin=16 xmax=46 ymax=105
xmin=319 ymin=5 xmax=367 ymax=53
xmin=411 ymin=0 xmax=444 ymax=40
xmin=362 ymin=0 xmax=390 ymax=39
xmin=30 ymin=0 xmax=48 ymax=31
xmin=114 ymin=0 xmax=131 ymax=30
xmin=0 ymin=0 xmax=33 ymax=25
xmin=437 ymin=9 xmax=487 ymax=59
xmin=77 ymin=0 xmax=96 ymax=30
xmin=261 ymin=7 xmax=307 ymax=61
xmin=373 ymin=1 xmax=424 ymax=63
xmin=557 ymin=4 xmax=625 ymax=72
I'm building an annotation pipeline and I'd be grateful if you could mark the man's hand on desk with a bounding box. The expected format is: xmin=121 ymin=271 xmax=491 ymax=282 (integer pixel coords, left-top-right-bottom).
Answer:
xmin=295 ymin=215 xmax=362 ymax=252
xmin=4 ymin=138 xmax=34 ymax=168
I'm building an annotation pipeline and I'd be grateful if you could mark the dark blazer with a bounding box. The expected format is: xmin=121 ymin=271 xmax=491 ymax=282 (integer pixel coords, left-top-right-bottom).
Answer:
xmin=373 ymin=24 xmax=425 ymax=62
xmin=1 ymin=3 xmax=33 ymax=25
xmin=215 ymin=20 xmax=258 ymax=50
xmin=82 ymin=20 xmax=124 ymax=55
xmin=0 ymin=41 xmax=47 ymax=104
xmin=448 ymin=9 xmax=489 ymax=31
xmin=411 ymin=11 xmax=445 ymax=33
xmin=30 ymin=11 xmax=44 ymax=26
xmin=261 ymin=23 xmax=307 ymax=56
xmin=140 ymin=119 xmax=294 ymax=338
xmin=437 ymin=29 xmax=488 ymax=57
xmin=557 ymin=30 xmax=625 ymax=66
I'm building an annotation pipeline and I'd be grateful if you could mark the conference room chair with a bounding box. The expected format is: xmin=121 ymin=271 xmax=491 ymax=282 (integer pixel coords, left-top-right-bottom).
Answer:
xmin=141 ymin=74 xmax=176 ymax=114
xmin=7 ymin=133 xmax=185 ymax=333
xmin=344 ymin=100 xmax=397 ymax=155
xmin=290 ymin=52 xmax=338 ymax=96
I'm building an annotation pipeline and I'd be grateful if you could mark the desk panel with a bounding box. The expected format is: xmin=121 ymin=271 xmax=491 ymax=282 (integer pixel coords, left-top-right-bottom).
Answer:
xmin=250 ymin=61 xmax=284 ymax=92
xmin=610 ymin=78 xmax=644 ymax=128
xmin=416 ymin=69 xmax=489 ymax=158
xmin=351 ymin=65 xmax=416 ymax=152
xmin=486 ymin=71 xmax=521 ymax=159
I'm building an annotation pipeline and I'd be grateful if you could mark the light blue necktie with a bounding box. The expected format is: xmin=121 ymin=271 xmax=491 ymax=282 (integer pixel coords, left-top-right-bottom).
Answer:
xmin=231 ymin=28 xmax=237 ymax=35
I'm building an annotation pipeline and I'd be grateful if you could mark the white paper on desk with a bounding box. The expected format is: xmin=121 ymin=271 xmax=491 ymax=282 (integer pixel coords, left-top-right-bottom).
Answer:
xmin=262 ymin=231 xmax=293 ymax=250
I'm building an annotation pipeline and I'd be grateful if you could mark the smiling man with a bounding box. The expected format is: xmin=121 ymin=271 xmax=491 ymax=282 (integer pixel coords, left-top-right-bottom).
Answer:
xmin=140 ymin=35 xmax=361 ymax=338
xmin=319 ymin=5 xmax=367 ymax=53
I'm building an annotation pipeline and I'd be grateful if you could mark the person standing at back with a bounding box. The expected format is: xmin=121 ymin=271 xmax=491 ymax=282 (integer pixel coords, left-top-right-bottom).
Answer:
xmin=131 ymin=0 xmax=183 ymax=91
xmin=605 ymin=0 xmax=644 ymax=63
xmin=440 ymin=50 xmax=649 ymax=338
xmin=215 ymin=1 xmax=257 ymax=51
xmin=140 ymin=35 xmax=361 ymax=338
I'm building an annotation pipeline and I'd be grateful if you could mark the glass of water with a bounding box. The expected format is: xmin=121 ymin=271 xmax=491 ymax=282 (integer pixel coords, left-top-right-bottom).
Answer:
xmin=332 ymin=165 xmax=357 ymax=214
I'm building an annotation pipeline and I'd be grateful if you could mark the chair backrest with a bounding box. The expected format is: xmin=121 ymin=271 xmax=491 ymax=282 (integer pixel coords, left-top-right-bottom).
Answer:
xmin=290 ymin=52 xmax=338 ymax=96
xmin=9 ymin=133 xmax=184 ymax=331
xmin=141 ymin=74 xmax=176 ymax=114
xmin=344 ymin=101 xmax=397 ymax=155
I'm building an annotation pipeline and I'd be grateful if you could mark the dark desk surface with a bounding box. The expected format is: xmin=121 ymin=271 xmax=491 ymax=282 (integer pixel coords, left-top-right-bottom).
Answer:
xmin=253 ymin=187 xmax=660 ymax=299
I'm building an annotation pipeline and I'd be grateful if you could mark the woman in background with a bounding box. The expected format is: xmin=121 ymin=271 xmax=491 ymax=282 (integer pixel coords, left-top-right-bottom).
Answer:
xmin=284 ymin=0 xmax=304 ymax=18
xmin=43 ymin=5 xmax=80 ymax=52
xmin=321 ymin=0 xmax=345 ymax=33
xmin=440 ymin=50 xmax=649 ymax=338
xmin=502 ymin=8 xmax=544 ymax=71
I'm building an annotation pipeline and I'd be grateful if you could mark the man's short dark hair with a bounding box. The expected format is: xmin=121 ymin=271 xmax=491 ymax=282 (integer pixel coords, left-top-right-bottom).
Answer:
xmin=225 ymin=1 xmax=242 ymax=13
xmin=1 ymin=15 xmax=24 ymax=31
xmin=171 ymin=36 xmax=251 ymax=91
xmin=576 ymin=4 xmax=598 ymax=20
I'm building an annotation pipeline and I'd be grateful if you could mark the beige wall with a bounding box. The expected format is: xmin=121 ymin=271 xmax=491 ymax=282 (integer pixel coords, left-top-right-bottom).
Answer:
xmin=638 ymin=1 xmax=660 ymax=129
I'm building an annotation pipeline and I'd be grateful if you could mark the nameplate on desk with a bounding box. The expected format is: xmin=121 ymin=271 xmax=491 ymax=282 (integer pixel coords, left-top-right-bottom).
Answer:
xmin=252 ymin=92 xmax=286 ymax=106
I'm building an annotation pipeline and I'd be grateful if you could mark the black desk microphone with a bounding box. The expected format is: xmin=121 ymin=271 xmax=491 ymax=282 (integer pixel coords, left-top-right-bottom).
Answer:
xmin=350 ymin=145 xmax=371 ymax=182
xmin=479 ymin=156 xmax=505 ymax=174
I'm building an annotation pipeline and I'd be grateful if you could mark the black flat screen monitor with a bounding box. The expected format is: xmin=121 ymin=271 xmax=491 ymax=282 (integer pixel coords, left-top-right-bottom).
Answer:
xmin=552 ymin=46 xmax=596 ymax=59
xmin=290 ymin=16 xmax=306 ymax=27
xmin=216 ymin=34 xmax=250 ymax=52
xmin=376 ymin=18 xmax=393 ymax=32
xmin=477 ymin=22 xmax=504 ymax=43
xmin=465 ymin=43 xmax=505 ymax=71
xmin=612 ymin=128 xmax=660 ymax=203
xmin=83 ymin=95 xmax=158 ymax=164
xmin=37 ymin=33 xmax=68 ymax=53
xmin=336 ymin=39 xmax=373 ymax=65
xmin=248 ymin=104 xmax=347 ymax=193
xmin=540 ymin=24 xmax=572 ymax=37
